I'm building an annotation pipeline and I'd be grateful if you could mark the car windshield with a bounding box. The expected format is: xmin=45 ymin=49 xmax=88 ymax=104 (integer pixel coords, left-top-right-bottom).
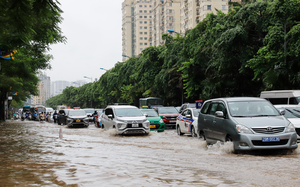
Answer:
xmin=228 ymin=101 xmax=280 ymax=117
xmin=193 ymin=109 xmax=200 ymax=117
xmin=84 ymin=109 xmax=94 ymax=113
xmin=141 ymin=110 xmax=159 ymax=117
xmin=277 ymin=107 xmax=300 ymax=118
xmin=188 ymin=103 xmax=196 ymax=108
xmin=68 ymin=110 xmax=86 ymax=116
xmin=115 ymin=108 xmax=143 ymax=117
xmin=158 ymin=107 xmax=178 ymax=114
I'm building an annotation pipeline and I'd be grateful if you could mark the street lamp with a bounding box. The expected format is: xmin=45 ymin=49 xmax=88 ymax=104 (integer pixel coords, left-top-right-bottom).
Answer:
xmin=83 ymin=76 xmax=93 ymax=82
xmin=100 ymin=68 xmax=108 ymax=71
xmin=167 ymin=29 xmax=180 ymax=34
xmin=122 ymin=54 xmax=130 ymax=58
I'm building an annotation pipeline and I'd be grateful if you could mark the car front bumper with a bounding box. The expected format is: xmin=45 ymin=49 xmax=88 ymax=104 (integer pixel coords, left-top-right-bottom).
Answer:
xmin=117 ymin=127 xmax=150 ymax=135
xmin=234 ymin=132 xmax=298 ymax=150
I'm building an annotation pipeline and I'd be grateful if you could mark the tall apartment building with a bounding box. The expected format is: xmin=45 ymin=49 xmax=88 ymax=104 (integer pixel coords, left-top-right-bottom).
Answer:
xmin=122 ymin=0 xmax=238 ymax=56
xmin=33 ymin=74 xmax=50 ymax=106
xmin=152 ymin=0 xmax=181 ymax=46
xmin=122 ymin=0 xmax=154 ymax=62
xmin=51 ymin=80 xmax=70 ymax=97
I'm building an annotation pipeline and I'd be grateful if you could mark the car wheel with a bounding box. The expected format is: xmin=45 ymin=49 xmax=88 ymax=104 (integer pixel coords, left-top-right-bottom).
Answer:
xmin=225 ymin=135 xmax=233 ymax=142
xmin=177 ymin=125 xmax=184 ymax=136
xmin=191 ymin=126 xmax=197 ymax=137
xmin=198 ymin=130 xmax=206 ymax=141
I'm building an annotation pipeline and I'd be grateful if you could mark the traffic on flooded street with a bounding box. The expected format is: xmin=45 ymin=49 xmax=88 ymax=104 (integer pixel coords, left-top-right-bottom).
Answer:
xmin=1 ymin=120 xmax=300 ymax=187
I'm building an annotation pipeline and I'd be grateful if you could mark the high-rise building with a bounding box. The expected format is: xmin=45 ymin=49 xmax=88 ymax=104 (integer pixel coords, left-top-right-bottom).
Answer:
xmin=122 ymin=0 xmax=240 ymax=55
xmin=122 ymin=0 xmax=154 ymax=61
xmin=33 ymin=74 xmax=50 ymax=106
xmin=51 ymin=80 xmax=70 ymax=97
xmin=152 ymin=0 xmax=181 ymax=46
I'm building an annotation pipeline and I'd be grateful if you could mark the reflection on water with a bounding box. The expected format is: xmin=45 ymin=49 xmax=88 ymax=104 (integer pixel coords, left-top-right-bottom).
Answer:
xmin=0 ymin=120 xmax=300 ymax=186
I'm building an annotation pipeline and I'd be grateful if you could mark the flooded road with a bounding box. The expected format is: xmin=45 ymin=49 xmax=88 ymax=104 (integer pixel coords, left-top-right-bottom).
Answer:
xmin=1 ymin=120 xmax=300 ymax=186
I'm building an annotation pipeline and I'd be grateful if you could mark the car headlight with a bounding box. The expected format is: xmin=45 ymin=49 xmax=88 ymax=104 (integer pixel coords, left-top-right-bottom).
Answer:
xmin=159 ymin=119 xmax=164 ymax=123
xmin=143 ymin=120 xmax=150 ymax=128
xmin=83 ymin=118 xmax=89 ymax=123
xmin=286 ymin=123 xmax=295 ymax=133
xmin=236 ymin=124 xmax=253 ymax=134
xmin=117 ymin=122 xmax=127 ymax=129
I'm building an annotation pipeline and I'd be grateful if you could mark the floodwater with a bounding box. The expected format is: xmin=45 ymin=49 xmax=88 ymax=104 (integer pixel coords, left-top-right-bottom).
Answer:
xmin=0 ymin=120 xmax=300 ymax=187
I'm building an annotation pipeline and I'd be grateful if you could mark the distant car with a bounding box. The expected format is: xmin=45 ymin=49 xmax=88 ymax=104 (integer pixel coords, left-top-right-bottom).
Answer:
xmin=274 ymin=105 xmax=300 ymax=142
xmin=66 ymin=109 xmax=89 ymax=128
xmin=101 ymin=105 xmax=150 ymax=135
xmin=83 ymin=108 xmax=95 ymax=122
xmin=156 ymin=107 xmax=180 ymax=129
xmin=198 ymin=97 xmax=298 ymax=152
xmin=140 ymin=109 xmax=165 ymax=132
xmin=176 ymin=108 xmax=200 ymax=137
xmin=94 ymin=110 xmax=104 ymax=128
xmin=178 ymin=103 xmax=196 ymax=114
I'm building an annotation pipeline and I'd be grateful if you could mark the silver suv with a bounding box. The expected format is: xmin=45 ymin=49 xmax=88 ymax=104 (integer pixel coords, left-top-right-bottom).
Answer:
xmin=101 ymin=105 xmax=150 ymax=135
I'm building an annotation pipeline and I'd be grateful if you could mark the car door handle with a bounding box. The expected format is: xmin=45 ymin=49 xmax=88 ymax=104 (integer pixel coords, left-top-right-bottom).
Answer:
xmin=204 ymin=119 xmax=207 ymax=122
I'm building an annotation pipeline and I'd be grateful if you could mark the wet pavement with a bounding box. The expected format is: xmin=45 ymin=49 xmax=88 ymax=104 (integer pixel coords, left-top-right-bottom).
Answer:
xmin=0 ymin=120 xmax=300 ymax=186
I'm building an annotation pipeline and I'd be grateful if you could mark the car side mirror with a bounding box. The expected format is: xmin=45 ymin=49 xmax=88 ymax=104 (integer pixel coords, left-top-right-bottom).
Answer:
xmin=186 ymin=114 xmax=191 ymax=118
xmin=108 ymin=114 xmax=113 ymax=119
xmin=143 ymin=114 xmax=148 ymax=117
xmin=279 ymin=109 xmax=286 ymax=115
xmin=215 ymin=111 xmax=224 ymax=118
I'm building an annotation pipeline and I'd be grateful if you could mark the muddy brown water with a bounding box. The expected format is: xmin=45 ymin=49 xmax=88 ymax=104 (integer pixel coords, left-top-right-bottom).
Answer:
xmin=0 ymin=120 xmax=300 ymax=186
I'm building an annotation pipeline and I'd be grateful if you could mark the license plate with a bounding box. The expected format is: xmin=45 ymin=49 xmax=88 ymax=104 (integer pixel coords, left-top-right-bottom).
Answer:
xmin=150 ymin=125 xmax=156 ymax=128
xmin=169 ymin=120 xmax=176 ymax=123
xmin=132 ymin=123 xmax=138 ymax=127
xmin=262 ymin=137 xmax=280 ymax=142
xmin=76 ymin=120 xmax=81 ymax=122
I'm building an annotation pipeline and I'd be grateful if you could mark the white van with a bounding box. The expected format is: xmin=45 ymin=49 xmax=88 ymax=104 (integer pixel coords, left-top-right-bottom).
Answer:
xmin=260 ymin=90 xmax=300 ymax=105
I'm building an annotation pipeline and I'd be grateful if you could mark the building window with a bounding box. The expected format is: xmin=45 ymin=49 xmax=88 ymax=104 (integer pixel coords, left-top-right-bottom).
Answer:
xmin=149 ymin=5 xmax=152 ymax=7
xmin=169 ymin=3 xmax=172 ymax=6
xmin=144 ymin=37 xmax=147 ymax=40
xmin=144 ymin=10 xmax=147 ymax=13
xmin=140 ymin=26 xmax=143 ymax=29
xmin=139 ymin=16 xmax=142 ymax=18
xmin=144 ymin=32 xmax=147 ymax=34
xmin=149 ymin=10 xmax=152 ymax=13
xmin=144 ymin=5 xmax=147 ymax=7
xmin=144 ymin=26 xmax=147 ymax=29
xmin=150 ymin=16 xmax=152 ymax=18
xmin=222 ymin=5 xmax=226 ymax=10
xmin=140 ymin=48 xmax=143 ymax=51
xmin=144 ymin=43 xmax=147 ymax=45
xmin=207 ymin=5 xmax=211 ymax=10
xmin=139 ymin=5 xmax=142 ymax=7
xmin=144 ymin=21 xmax=147 ymax=24
xmin=140 ymin=43 xmax=143 ymax=45
xmin=140 ymin=32 xmax=143 ymax=34
xmin=140 ymin=37 xmax=143 ymax=40
xmin=139 ymin=10 xmax=142 ymax=13
xmin=150 ymin=43 xmax=152 ymax=46
xmin=144 ymin=16 xmax=147 ymax=18
xmin=140 ymin=21 xmax=143 ymax=24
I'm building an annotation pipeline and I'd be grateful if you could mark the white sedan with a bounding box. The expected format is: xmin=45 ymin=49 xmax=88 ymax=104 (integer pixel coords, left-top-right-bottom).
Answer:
xmin=274 ymin=105 xmax=300 ymax=142
xmin=176 ymin=108 xmax=200 ymax=137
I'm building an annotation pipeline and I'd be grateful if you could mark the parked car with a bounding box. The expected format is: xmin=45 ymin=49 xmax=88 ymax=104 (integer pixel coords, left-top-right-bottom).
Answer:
xmin=198 ymin=97 xmax=298 ymax=152
xmin=83 ymin=108 xmax=95 ymax=122
xmin=94 ymin=109 xmax=104 ymax=128
xmin=156 ymin=107 xmax=180 ymax=129
xmin=66 ymin=109 xmax=89 ymax=128
xmin=274 ymin=105 xmax=300 ymax=142
xmin=176 ymin=108 xmax=200 ymax=137
xmin=140 ymin=109 xmax=165 ymax=132
xmin=178 ymin=103 xmax=196 ymax=113
xmin=101 ymin=105 xmax=150 ymax=135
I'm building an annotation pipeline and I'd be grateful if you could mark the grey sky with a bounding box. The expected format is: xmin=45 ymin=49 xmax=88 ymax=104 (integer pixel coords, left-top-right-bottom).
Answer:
xmin=45 ymin=0 xmax=124 ymax=82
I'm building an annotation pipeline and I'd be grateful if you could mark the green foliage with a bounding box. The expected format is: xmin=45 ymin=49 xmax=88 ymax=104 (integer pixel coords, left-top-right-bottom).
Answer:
xmin=46 ymin=0 xmax=300 ymax=108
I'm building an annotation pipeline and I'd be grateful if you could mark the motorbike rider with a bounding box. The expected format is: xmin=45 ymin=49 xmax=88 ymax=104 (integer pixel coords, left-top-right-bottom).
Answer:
xmin=39 ymin=112 xmax=45 ymax=121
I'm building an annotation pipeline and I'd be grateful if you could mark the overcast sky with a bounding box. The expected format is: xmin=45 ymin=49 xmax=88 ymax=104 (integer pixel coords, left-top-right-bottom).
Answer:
xmin=45 ymin=0 xmax=124 ymax=82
